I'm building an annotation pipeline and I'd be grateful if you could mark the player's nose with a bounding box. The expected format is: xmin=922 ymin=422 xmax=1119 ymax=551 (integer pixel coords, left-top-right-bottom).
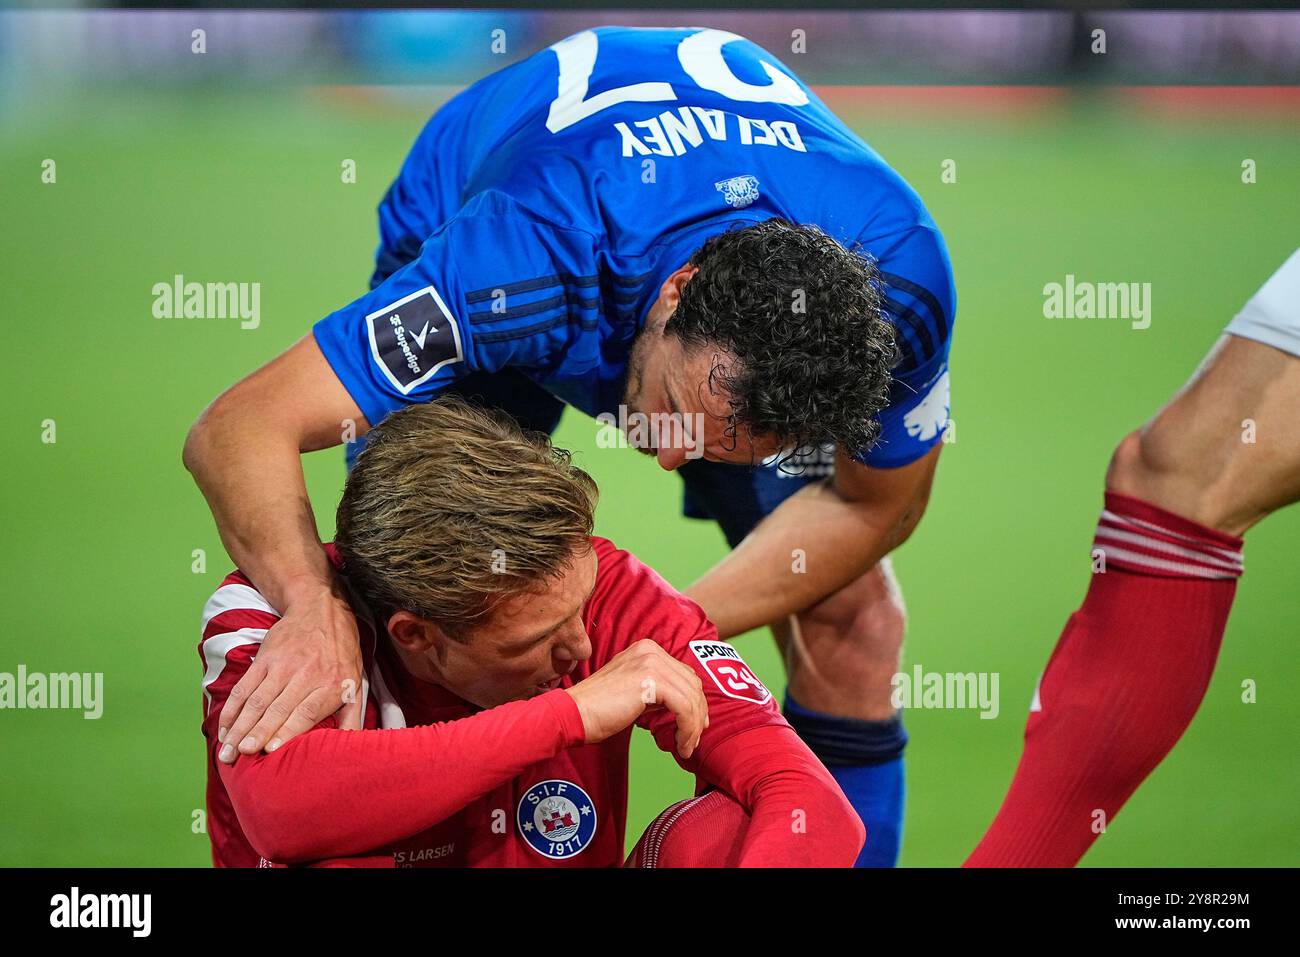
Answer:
xmin=656 ymin=443 xmax=687 ymax=471
xmin=554 ymin=629 xmax=593 ymax=668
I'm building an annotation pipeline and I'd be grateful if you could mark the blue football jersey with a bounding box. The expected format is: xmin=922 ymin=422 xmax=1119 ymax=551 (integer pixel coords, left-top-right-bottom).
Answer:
xmin=314 ymin=26 xmax=955 ymax=467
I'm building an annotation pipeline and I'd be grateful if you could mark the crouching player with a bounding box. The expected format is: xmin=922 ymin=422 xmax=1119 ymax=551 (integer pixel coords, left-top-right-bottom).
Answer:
xmin=199 ymin=398 xmax=864 ymax=867
xmin=968 ymin=248 xmax=1300 ymax=866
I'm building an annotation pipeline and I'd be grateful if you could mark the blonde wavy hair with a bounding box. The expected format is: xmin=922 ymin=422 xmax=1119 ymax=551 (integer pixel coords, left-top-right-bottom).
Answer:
xmin=334 ymin=397 xmax=598 ymax=638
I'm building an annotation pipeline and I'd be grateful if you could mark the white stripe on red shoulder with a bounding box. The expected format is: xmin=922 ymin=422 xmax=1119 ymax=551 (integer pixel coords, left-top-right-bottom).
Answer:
xmin=199 ymin=582 xmax=279 ymax=711
xmin=201 ymin=626 xmax=269 ymax=710
xmin=202 ymin=582 xmax=278 ymax=634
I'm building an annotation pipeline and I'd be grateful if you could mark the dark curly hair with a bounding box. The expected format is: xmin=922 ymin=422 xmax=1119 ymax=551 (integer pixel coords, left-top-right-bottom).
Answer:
xmin=665 ymin=218 xmax=899 ymax=457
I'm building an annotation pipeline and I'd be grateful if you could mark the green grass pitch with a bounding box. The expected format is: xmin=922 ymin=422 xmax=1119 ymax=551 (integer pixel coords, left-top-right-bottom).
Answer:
xmin=1 ymin=86 xmax=1297 ymax=866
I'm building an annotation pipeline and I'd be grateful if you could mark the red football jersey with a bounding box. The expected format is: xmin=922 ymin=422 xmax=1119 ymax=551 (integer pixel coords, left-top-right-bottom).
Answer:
xmin=199 ymin=537 xmax=799 ymax=867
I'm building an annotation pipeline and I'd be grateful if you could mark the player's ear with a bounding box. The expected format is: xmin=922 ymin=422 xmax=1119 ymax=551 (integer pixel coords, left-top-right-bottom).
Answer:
xmin=387 ymin=610 xmax=443 ymax=655
xmin=659 ymin=264 xmax=698 ymax=309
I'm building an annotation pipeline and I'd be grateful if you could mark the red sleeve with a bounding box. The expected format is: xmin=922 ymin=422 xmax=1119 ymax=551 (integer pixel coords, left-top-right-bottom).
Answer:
xmin=219 ymin=690 xmax=586 ymax=864
xmin=582 ymin=539 xmax=862 ymax=866
xmin=698 ymin=724 xmax=865 ymax=867
xmin=584 ymin=539 xmax=787 ymax=764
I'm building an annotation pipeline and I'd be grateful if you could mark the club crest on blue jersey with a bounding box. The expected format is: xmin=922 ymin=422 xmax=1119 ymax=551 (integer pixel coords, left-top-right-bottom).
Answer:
xmin=517 ymin=779 xmax=597 ymax=859
xmin=715 ymin=174 xmax=760 ymax=209
xmin=902 ymin=368 xmax=951 ymax=441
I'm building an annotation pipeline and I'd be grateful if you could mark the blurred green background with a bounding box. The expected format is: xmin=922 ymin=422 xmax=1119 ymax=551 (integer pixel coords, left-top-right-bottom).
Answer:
xmin=2 ymin=79 xmax=1298 ymax=867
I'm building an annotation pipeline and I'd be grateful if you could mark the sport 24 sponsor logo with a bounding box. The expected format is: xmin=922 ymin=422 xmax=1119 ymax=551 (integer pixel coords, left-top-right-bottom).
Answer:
xmin=689 ymin=640 xmax=771 ymax=704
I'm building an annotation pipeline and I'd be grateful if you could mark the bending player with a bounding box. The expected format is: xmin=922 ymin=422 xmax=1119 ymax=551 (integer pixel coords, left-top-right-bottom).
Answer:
xmin=185 ymin=26 xmax=955 ymax=866
xmin=200 ymin=398 xmax=863 ymax=867
xmin=967 ymin=248 xmax=1300 ymax=867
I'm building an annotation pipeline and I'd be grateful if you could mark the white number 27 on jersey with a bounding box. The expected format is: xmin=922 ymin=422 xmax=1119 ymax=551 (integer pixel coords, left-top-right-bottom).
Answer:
xmin=545 ymin=28 xmax=809 ymax=134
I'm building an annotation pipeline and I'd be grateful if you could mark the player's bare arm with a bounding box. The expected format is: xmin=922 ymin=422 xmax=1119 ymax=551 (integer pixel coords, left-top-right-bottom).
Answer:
xmin=183 ymin=333 xmax=370 ymax=753
xmin=686 ymin=444 xmax=942 ymax=639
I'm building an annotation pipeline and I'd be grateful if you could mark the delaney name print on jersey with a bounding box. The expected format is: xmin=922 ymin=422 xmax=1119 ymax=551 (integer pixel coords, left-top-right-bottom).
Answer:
xmin=366 ymin=285 xmax=464 ymax=394
xmin=547 ymin=29 xmax=810 ymax=159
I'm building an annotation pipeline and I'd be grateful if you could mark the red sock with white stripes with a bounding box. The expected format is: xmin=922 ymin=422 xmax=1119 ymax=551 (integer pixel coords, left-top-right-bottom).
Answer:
xmin=965 ymin=491 xmax=1244 ymax=867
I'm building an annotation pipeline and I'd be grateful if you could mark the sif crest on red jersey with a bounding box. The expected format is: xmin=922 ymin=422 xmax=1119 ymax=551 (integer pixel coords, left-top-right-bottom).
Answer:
xmin=517 ymin=779 xmax=597 ymax=860
xmin=689 ymin=640 xmax=771 ymax=705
